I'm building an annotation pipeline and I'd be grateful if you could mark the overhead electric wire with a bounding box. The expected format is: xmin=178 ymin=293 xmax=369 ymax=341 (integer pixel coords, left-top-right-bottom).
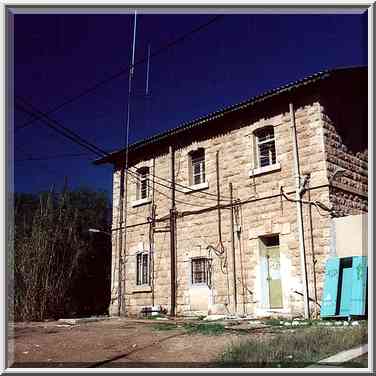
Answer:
xmin=149 ymin=173 xmax=231 ymax=202
xmin=13 ymin=14 xmax=229 ymax=202
xmin=15 ymin=105 xmax=104 ymax=159
xmin=15 ymin=15 xmax=224 ymax=133
xmin=15 ymin=98 xmax=228 ymax=208
xmin=127 ymin=172 xmax=214 ymax=209
xmin=16 ymin=97 xmax=231 ymax=204
xmin=15 ymin=96 xmax=109 ymax=157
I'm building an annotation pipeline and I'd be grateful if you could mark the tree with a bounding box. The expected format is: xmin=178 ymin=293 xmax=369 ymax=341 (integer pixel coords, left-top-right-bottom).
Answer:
xmin=12 ymin=187 xmax=111 ymax=321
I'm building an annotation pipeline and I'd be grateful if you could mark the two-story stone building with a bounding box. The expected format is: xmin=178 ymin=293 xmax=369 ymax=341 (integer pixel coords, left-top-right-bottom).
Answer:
xmin=95 ymin=66 xmax=368 ymax=318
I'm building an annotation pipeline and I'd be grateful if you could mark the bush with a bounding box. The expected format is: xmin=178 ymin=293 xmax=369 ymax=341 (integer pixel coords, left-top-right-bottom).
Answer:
xmin=12 ymin=187 xmax=111 ymax=321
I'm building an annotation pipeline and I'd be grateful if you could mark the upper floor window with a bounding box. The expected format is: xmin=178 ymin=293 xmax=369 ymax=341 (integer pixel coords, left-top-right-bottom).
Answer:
xmin=136 ymin=252 xmax=149 ymax=286
xmin=137 ymin=167 xmax=150 ymax=200
xmin=255 ymin=127 xmax=276 ymax=168
xmin=189 ymin=148 xmax=205 ymax=186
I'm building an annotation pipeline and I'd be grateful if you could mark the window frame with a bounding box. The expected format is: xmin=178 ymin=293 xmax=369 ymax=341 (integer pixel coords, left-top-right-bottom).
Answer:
xmin=136 ymin=251 xmax=150 ymax=286
xmin=136 ymin=167 xmax=150 ymax=200
xmin=189 ymin=148 xmax=206 ymax=186
xmin=191 ymin=257 xmax=211 ymax=287
xmin=254 ymin=127 xmax=277 ymax=169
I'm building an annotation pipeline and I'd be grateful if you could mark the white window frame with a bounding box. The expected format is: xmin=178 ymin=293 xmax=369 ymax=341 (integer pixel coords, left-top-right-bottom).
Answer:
xmin=190 ymin=257 xmax=211 ymax=287
xmin=137 ymin=167 xmax=150 ymax=200
xmin=255 ymin=127 xmax=277 ymax=168
xmin=189 ymin=149 xmax=206 ymax=186
xmin=136 ymin=251 xmax=150 ymax=286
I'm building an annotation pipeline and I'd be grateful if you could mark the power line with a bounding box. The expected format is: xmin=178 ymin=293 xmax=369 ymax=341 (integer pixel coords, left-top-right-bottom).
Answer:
xmin=151 ymin=173 xmax=231 ymax=202
xmin=15 ymin=97 xmax=231 ymax=206
xmin=15 ymin=15 xmax=224 ymax=133
xmin=15 ymin=98 xmax=106 ymax=158
xmin=127 ymin=171 xmax=214 ymax=210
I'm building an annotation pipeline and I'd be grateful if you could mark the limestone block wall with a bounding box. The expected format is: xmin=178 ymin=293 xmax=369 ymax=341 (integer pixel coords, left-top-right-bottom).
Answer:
xmin=321 ymin=109 xmax=368 ymax=215
xmin=110 ymin=100 xmax=334 ymax=317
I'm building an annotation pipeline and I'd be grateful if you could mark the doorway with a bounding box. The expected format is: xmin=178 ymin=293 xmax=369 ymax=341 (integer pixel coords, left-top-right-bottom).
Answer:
xmin=259 ymin=235 xmax=283 ymax=309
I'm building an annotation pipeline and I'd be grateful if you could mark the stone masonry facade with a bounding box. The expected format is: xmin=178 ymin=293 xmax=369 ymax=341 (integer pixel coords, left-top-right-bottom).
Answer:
xmin=100 ymin=67 xmax=367 ymax=318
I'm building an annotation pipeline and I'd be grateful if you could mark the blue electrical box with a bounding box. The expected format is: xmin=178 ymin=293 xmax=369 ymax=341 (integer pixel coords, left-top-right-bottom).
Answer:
xmin=320 ymin=256 xmax=367 ymax=318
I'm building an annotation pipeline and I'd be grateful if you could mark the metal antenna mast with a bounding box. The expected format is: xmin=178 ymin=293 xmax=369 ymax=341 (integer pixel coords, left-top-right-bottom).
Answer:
xmin=117 ymin=10 xmax=137 ymax=316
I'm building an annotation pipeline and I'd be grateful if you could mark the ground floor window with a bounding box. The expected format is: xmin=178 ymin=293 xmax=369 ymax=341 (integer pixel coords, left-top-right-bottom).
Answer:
xmin=191 ymin=257 xmax=211 ymax=286
xmin=136 ymin=252 xmax=149 ymax=285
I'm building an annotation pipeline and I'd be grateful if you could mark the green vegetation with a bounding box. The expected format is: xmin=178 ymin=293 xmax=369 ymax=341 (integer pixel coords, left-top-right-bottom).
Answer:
xmin=183 ymin=322 xmax=225 ymax=335
xmin=261 ymin=318 xmax=284 ymax=326
xmin=144 ymin=314 xmax=165 ymax=320
xmin=151 ymin=322 xmax=226 ymax=335
xmin=218 ymin=325 xmax=367 ymax=367
xmin=151 ymin=323 xmax=179 ymax=331
xmin=12 ymin=187 xmax=111 ymax=321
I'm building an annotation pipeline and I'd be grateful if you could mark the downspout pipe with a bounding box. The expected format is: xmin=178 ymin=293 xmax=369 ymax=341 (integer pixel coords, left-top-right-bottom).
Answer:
xmin=289 ymin=102 xmax=310 ymax=319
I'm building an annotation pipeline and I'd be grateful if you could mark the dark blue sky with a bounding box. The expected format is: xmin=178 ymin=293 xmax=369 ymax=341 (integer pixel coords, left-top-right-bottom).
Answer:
xmin=13 ymin=12 xmax=367 ymax=198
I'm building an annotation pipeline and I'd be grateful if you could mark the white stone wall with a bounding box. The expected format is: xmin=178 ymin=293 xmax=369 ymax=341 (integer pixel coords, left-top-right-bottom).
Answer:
xmin=110 ymin=101 xmax=334 ymax=317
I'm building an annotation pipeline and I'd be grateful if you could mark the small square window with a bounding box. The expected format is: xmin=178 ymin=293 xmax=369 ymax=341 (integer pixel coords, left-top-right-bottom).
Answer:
xmin=255 ymin=127 xmax=276 ymax=168
xmin=136 ymin=252 xmax=149 ymax=285
xmin=191 ymin=257 xmax=211 ymax=285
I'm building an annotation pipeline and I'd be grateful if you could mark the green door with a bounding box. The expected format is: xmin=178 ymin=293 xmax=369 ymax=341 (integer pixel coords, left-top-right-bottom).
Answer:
xmin=266 ymin=246 xmax=283 ymax=309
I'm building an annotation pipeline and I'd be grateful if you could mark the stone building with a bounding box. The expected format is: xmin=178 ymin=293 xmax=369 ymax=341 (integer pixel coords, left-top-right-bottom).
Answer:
xmin=94 ymin=66 xmax=368 ymax=318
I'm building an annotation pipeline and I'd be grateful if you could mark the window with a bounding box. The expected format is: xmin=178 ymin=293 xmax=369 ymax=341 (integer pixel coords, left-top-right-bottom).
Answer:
xmin=136 ymin=252 xmax=149 ymax=285
xmin=137 ymin=167 xmax=150 ymax=200
xmin=189 ymin=149 xmax=205 ymax=185
xmin=191 ymin=257 xmax=211 ymax=285
xmin=255 ymin=127 xmax=276 ymax=168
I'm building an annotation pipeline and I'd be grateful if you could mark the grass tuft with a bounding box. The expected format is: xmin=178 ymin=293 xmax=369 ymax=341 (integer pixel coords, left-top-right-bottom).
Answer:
xmin=261 ymin=318 xmax=284 ymax=326
xmin=183 ymin=323 xmax=225 ymax=335
xmin=218 ymin=325 xmax=367 ymax=367
xmin=151 ymin=323 xmax=178 ymax=331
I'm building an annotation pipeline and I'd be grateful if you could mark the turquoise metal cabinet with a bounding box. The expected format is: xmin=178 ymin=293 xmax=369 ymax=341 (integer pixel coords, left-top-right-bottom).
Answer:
xmin=320 ymin=256 xmax=367 ymax=318
xmin=321 ymin=257 xmax=340 ymax=317
xmin=350 ymin=256 xmax=367 ymax=316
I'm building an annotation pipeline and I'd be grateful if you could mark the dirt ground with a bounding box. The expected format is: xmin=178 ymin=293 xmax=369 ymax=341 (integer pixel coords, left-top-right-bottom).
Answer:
xmin=8 ymin=317 xmax=259 ymax=368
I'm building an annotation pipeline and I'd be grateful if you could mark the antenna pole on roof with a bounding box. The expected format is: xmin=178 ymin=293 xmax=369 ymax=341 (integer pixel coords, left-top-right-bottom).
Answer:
xmin=117 ymin=10 xmax=137 ymax=317
xmin=146 ymin=44 xmax=151 ymax=96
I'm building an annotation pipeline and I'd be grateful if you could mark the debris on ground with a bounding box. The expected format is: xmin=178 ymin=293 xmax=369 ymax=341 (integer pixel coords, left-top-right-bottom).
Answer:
xmin=203 ymin=315 xmax=226 ymax=322
xmin=57 ymin=316 xmax=110 ymax=325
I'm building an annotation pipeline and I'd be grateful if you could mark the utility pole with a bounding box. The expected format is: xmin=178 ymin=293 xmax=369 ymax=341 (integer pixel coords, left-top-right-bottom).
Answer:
xmin=217 ymin=152 xmax=231 ymax=309
xmin=307 ymin=175 xmax=318 ymax=308
xmin=117 ymin=166 xmax=125 ymax=316
xmin=169 ymin=146 xmax=176 ymax=316
xmin=216 ymin=151 xmax=222 ymax=243
xmin=149 ymin=203 xmax=156 ymax=307
xmin=229 ymin=182 xmax=237 ymax=314
xmin=289 ymin=102 xmax=310 ymax=319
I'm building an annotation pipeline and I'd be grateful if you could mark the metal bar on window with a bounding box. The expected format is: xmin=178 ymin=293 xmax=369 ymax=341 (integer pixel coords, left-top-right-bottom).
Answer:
xmin=136 ymin=254 xmax=141 ymax=285
xmin=142 ymin=254 xmax=148 ymax=284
